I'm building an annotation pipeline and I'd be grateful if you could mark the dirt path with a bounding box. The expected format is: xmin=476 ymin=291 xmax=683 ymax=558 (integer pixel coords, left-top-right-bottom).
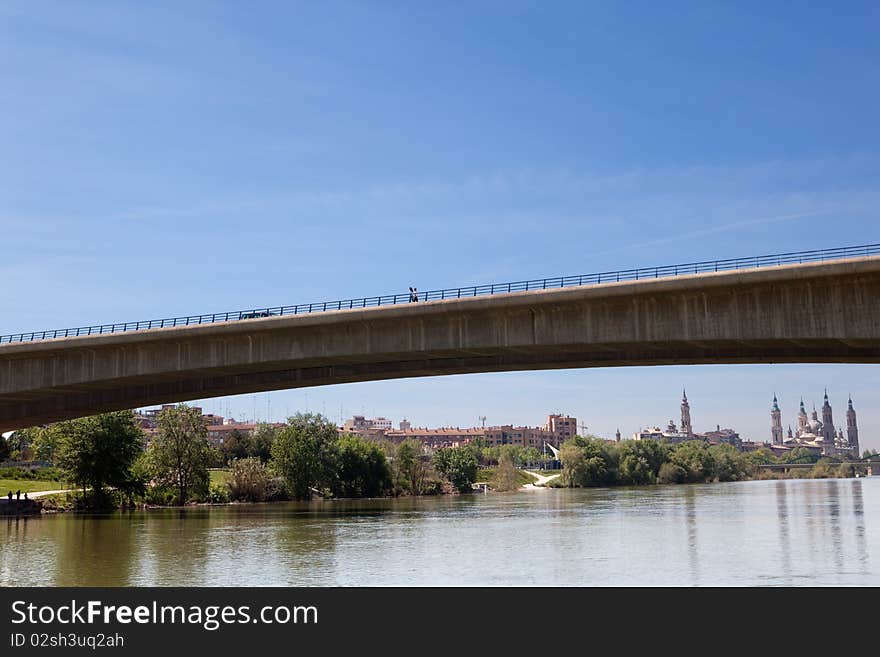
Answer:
xmin=28 ymin=488 xmax=74 ymax=499
xmin=522 ymin=471 xmax=562 ymax=489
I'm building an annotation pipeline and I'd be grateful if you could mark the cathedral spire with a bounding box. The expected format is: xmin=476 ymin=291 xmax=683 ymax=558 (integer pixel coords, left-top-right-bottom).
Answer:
xmin=680 ymin=389 xmax=692 ymax=437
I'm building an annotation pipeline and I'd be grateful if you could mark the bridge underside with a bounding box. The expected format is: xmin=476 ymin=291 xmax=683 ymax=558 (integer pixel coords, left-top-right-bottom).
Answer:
xmin=1 ymin=257 xmax=879 ymax=430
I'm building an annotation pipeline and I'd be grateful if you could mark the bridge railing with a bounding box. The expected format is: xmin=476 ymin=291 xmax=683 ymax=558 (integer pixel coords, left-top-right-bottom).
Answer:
xmin=2 ymin=242 xmax=878 ymax=344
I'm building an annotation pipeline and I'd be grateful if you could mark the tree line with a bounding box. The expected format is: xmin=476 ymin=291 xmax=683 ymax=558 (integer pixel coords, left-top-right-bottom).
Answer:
xmin=2 ymin=407 xmax=485 ymax=508
xmin=554 ymin=435 xmax=874 ymax=488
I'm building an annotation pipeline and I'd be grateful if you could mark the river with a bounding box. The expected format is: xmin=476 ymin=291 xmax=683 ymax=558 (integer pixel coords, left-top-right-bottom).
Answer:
xmin=2 ymin=477 xmax=878 ymax=586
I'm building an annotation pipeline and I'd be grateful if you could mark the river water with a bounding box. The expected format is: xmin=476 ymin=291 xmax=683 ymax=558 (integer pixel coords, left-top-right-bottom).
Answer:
xmin=2 ymin=478 xmax=878 ymax=586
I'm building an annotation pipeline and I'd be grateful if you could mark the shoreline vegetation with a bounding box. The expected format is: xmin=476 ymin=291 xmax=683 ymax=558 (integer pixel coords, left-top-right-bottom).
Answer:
xmin=1 ymin=408 xmax=878 ymax=515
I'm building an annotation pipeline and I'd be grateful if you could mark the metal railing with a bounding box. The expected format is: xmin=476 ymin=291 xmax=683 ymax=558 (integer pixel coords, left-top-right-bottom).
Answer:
xmin=2 ymin=243 xmax=878 ymax=345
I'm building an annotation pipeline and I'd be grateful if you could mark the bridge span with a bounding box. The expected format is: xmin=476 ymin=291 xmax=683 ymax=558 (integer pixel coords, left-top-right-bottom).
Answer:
xmin=1 ymin=253 xmax=879 ymax=431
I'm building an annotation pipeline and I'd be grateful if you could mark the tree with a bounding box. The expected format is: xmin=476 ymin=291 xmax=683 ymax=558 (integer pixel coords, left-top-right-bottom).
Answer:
xmin=709 ymin=444 xmax=752 ymax=482
xmin=781 ymin=447 xmax=820 ymax=465
xmin=0 ymin=434 xmax=9 ymax=462
xmin=392 ymin=439 xmax=431 ymax=495
xmin=494 ymin=454 xmax=520 ymax=491
xmin=271 ymin=413 xmax=338 ymax=499
xmin=4 ymin=430 xmax=31 ymax=461
xmin=433 ymin=446 xmax=478 ymax=493
xmin=249 ymin=423 xmax=278 ymax=463
xmin=146 ymin=405 xmax=212 ymax=504
xmin=618 ymin=440 xmax=669 ymax=485
xmin=55 ymin=411 xmax=145 ymax=505
xmin=30 ymin=425 xmax=62 ymax=463
xmin=657 ymin=462 xmax=688 ymax=484
xmin=744 ymin=448 xmax=777 ymax=466
xmin=559 ymin=442 xmax=586 ymax=487
xmin=670 ymin=441 xmax=716 ymax=483
xmin=220 ymin=429 xmax=250 ymax=464
xmin=332 ymin=434 xmax=391 ymax=498
xmin=558 ymin=435 xmax=617 ymax=487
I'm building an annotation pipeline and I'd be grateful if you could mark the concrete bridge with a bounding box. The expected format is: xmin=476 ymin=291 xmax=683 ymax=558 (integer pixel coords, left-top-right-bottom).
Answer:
xmin=1 ymin=255 xmax=879 ymax=431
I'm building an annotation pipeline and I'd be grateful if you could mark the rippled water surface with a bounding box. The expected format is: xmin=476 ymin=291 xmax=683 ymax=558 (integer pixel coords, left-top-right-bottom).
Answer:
xmin=2 ymin=478 xmax=878 ymax=586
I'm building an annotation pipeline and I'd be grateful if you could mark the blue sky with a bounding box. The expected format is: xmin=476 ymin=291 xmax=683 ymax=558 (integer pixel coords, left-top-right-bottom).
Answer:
xmin=2 ymin=1 xmax=878 ymax=448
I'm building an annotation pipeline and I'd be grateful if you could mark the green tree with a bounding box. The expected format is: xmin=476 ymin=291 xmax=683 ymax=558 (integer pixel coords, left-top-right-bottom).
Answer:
xmin=271 ymin=412 xmax=338 ymax=499
xmin=744 ymin=448 xmax=777 ymax=466
xmin=494 ymin=454 xmax=520 ymax=491
xmin=558 ymin=436 xmax=617 ymax=487
xmin=559 ymin=441 xmax=586 ymax=487
xmin=657 ymin=461 xmax=688 ymax=484
xmin=0 ymin=434 xmax=10 ymax=461
xmin=781 ymin=447 xmax=821 ymax=465
xmin=433 ymin=446 xmax=478 ymax=493
xmin=670 ymin=441 xmax=716 ymax=483
xmin=249 ymin=423 xmax=278 ymax=463
xmin=5 ymin=430 xmax=31 ymax=461
xmin=146 ymin=405 xmax=212 ymax=504
xmin=392 ymin=439 xmax=431 ymax=495
xmin=332 ymin=434 xmax=391 ymax=498
xmin=220 ymin=429 xmax=251 ymax=464
xmin=520 ymin=446 xmax=542 ymax=467
xmin=618 ymin=440 xmax=669 ymax=485
xmin=709 ymin=444 xmax=752 ymax=482
xmin=55 ymin=411 xmax=145 ymax=506
xmin=30 ymin=425 xmax=62 ymax=463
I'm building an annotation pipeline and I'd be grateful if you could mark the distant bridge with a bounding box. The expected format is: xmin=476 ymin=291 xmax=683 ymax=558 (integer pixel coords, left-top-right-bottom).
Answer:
xmin=0 ymin=244 xmax=879 ymax=431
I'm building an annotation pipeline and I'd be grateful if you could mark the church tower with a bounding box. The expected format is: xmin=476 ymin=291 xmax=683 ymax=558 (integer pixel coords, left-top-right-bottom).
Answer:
xmin=821 ymin=389 xmax=836 ymax=446
xmin=680 ymin=390 xmax=692 ymax=437
xmin=847 ymin=396 xmax=860 ymax=457
xmin=797 ymin=398 xmax=808 ymax=435
xmin=770 ymin=394 xmax=783 ymax=445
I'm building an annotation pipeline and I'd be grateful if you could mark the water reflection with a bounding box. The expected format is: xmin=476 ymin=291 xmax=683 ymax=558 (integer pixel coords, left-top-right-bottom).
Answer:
xmin=684 ymin=486 xmax=699 ymax=586
xmin=2 ymin=479 xmax=879 ymax=586
xmin=851 ymin=480 xmax=869 ymax=574
xmin=775 ymin=481 xmax=792 ymax=579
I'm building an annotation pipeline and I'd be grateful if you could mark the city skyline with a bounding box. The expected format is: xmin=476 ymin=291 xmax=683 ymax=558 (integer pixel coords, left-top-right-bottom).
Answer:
xmin=180 ymin=364 xmax=878 ymax=452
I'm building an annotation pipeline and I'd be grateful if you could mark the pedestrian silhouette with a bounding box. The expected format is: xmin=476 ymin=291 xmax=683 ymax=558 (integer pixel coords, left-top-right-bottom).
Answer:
xmin=409 ymin=287 xmax=418 ymax=302
xmin=16 ymin=490 xmax=21 ymax=500
xmin=6 ymin=491 xmax=10 ymax=501
xmin=24 ymin=492 xmax=28 ymax=501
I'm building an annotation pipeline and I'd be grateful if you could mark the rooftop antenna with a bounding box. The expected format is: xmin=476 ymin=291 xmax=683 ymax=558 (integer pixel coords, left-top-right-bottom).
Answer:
xmin=479 ymin=415 xmax=487 ymax=428
xmin=579 ymin=421 xmax=589 ymax=436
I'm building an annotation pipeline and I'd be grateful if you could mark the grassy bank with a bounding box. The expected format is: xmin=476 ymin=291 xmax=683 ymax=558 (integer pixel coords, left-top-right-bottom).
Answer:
xmin=475 ymin=468 xmax=538 ymax=489
xmin=209 ymin=469 xmax=231 ymax=487
xmin=0 ymin=479 xmax=67 ymax=496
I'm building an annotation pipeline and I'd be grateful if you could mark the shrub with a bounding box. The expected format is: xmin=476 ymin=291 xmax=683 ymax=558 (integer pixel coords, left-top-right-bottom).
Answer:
xmin=209 ymin=484 xmax=230 ymax=503
xmin=227 ymin=458 xmax=272 ymax=502
xmin=658 ymin=462 xmax=688 ymax=484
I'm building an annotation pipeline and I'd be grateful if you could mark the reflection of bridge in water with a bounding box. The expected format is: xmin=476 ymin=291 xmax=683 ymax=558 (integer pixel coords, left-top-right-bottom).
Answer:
xmin=1 ymin=245 xmax=879 ymax=431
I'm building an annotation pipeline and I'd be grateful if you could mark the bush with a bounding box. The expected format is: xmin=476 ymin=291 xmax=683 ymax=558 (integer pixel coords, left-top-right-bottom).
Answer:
xmin=209 ymin=484 xmax=230 ymax=503
xmin=143 ymin=486 xmax=178 ymax=506
xmin=227 ymin=458 xmax=273 ymax=502
xmin=433 ymin=447 xmax=478 ymax=493
xmin=0 ymin=466 xmax=66 ymax=481
xmin=658 ymin=462 xmax=688 ymax=484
